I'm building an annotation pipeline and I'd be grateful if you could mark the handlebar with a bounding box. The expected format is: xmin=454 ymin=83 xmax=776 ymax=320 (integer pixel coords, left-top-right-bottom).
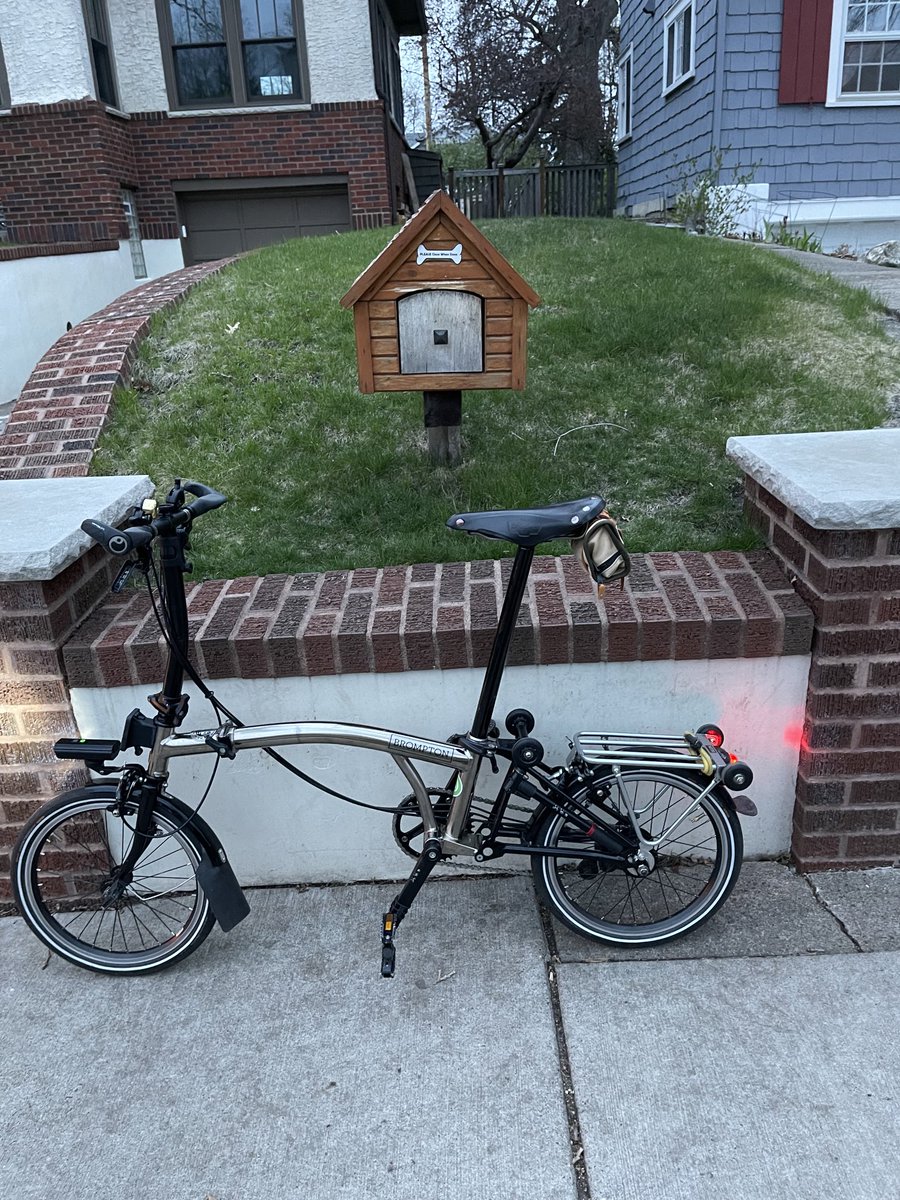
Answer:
xmin=80 ymin=480 xmax=227 ymax=556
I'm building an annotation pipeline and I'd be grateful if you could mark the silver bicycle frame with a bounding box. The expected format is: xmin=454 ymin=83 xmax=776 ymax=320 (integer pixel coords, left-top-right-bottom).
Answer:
xmin=149 ymin=721 xmax=481 ymax=855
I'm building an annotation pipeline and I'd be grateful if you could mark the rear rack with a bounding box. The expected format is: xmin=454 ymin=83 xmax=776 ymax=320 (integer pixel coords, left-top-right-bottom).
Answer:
xmin=574 ymin=731 xmax=710 ymax=771
xmin=572 ymin=727 xmax=754 ymax=793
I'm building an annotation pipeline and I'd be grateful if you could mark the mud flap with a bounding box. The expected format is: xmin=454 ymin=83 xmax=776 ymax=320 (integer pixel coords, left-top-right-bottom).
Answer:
xmin=196 ymin=849 xmax=251 ymax=932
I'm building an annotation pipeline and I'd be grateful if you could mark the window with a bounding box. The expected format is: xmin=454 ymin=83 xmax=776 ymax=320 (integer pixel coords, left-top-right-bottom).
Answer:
xmin=82 ymin=0 xmax=118 ymax=107
xmin=158 ymin=0 xmax=309 ymax=108
xmin=617 ymin=44 xmax=633 ymax=141
xmin=662 ymin=0 xmax=694 ymax=96
xmin=832 ymin=0 xmax=900 ymax=101
xmin=121 ymin=190 xmax=148 ymax=279
xmin=372 ymin=0 xmax=404 ymax=128
xmin=0 ymin=38 xmax=10 ymax=108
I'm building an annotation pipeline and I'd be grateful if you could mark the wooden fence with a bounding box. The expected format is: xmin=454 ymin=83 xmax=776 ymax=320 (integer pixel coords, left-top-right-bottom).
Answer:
xmin=449 ymin=162 xmax=616 ymax=219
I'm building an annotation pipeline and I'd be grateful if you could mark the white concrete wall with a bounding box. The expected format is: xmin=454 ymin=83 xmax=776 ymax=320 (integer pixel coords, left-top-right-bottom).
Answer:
xmin=71 ymin=655 xmax=810 ymax=886
xmin=726 ymin=185 xmax=900 ymax=256
xmin=0 ymin=0 xmax=95 ymax=105
xmin=0 ymin=240 xmax=184 ymax=405
xmin=105 ymin=0 xmax=168 ymax=113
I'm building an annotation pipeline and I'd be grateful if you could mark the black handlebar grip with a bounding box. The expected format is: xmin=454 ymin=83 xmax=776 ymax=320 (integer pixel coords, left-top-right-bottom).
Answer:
xmin=81 ymin=519 xmax=153 ymax=556
xmin=183 ymin=481 xmax=228 ymax=518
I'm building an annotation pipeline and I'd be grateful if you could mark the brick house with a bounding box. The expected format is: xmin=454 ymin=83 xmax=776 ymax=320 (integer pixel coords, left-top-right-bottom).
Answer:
xmin=615 ymin=0 xmax=900 ymax=252
xmin=0 ymin=0 xmax=425 ymax=405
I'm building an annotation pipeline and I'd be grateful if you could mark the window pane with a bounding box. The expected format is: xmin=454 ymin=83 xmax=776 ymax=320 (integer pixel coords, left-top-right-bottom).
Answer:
xmin=847 ymin=3 xmax=866 ymax=30
xmin=681 ymin=7 xmax=693 ymax=75
xmin=861 ymin=40 xmax=884 ymax=61
xmin=92 ymin=39 xmax=117 ymax=105
xmin=666 ymin=22 xmax=676 ymax=85
xmin=174 ymin=45 xmax=231 ymax=101
xmin=169 ymin=0 xmax=226 ymax=45
xmin=243 ymin=40 xmax=299 ymax=96
xmin=882 ymin=62 xmax=900 ymax=87
xmin=885 ymin=39 xmax=900 ymax=61
xmin=890 ymin=4 xmax=900 ymax=31
xmin=866 ymin=2 xmax=887 ymax=29
xmin=859 ymin=63 xmax=881 ymax=88
xmin=842 ymin=60 xmax=860 ymax=89
xmin=240 ymin=0 xmax=294 ymax=39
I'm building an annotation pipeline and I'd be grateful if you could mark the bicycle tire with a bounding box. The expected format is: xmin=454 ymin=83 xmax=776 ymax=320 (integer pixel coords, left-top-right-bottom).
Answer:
xmin=532 ymin=767 xmax=742 ymax=947
xmin=11 ymin=785 xmax=216 ymax=975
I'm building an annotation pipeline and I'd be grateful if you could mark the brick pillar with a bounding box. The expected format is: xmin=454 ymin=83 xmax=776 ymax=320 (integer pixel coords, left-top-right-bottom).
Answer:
xmin=0 ymin=476 xmax=153 ymax=905
xmin=731 ymin=430 xmax=900 ymax=870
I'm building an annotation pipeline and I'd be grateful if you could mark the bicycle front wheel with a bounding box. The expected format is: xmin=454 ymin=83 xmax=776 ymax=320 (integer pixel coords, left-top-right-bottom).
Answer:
xmin=12 ymin=786 xmax=215 ymax=975
xmin=532 ymin=768 xmax=742 ymax=947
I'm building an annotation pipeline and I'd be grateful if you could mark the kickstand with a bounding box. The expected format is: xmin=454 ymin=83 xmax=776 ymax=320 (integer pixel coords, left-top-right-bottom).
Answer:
xmin=380 ymin=837 xmax=441 ymax=979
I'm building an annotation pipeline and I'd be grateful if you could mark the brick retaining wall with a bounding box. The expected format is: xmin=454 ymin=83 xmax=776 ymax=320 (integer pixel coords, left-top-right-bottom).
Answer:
xmin=0 ymin=261 xmax=233 ymax=480
xmin=63 ymin=550 xmax=812 ymax=688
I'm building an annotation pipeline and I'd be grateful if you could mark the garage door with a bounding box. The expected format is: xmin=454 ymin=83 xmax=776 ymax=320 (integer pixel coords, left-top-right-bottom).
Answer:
xmin=180 ymin=186 xmax=351 ymax=264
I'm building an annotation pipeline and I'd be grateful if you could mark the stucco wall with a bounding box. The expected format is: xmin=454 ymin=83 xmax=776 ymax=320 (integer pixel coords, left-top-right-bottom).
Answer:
xmin=0 ymin=0 xmax=95 ymax=105
xmin=105 ymin=0 xmax=169 ymax=113
xmin=0 ymin=240 xmax=183 ymax=405
xmin=305 ymin=0 xmax=377 ymax=104
xmin=0 ymin=0 xmax=378 ymax=113
xmin=71 ymin=655 xmax=809 ymax=884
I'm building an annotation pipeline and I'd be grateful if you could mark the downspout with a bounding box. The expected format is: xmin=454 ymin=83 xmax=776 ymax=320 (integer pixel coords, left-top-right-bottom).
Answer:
xmin=382 ymin=102 xmax=398 ymax=223
xmin=711 ymin=0 xmax=728 ymax=160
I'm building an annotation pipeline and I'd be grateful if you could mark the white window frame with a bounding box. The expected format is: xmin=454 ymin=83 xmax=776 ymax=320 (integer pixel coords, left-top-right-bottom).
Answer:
xmin=662 ymin=0 xmax=695 ymax=97
xmin=617 ymin=44 xmax=634 ymax=142
xmin=827 ymin=0 xmax=900 ymax=106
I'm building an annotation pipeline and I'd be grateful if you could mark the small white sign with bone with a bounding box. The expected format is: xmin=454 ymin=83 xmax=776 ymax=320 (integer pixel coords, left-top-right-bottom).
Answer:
xmin=416 ymin=242 xmax=463 ymax=266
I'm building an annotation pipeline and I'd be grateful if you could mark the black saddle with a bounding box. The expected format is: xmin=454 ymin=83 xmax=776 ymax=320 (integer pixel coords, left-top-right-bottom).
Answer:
xmin=446 ymin=496 xmax=607 ymax=547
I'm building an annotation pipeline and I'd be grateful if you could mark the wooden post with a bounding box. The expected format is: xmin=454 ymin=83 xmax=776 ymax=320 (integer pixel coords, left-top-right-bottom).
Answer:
xmin=423 ymin=390 xmax=462 ymax=465
xmin=497 ymin=167 xmax=505 ymax=218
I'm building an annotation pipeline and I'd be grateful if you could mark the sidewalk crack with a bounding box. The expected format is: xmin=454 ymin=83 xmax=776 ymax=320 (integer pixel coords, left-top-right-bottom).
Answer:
xmin=801 ymin=873 xmax=865 ymax=953
xmin=537 ymin=902 xmax=592 ymax=1200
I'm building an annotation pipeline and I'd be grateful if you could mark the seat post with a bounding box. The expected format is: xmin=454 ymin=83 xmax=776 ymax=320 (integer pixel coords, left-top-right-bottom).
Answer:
xmin=471 ymin=544 xmax=534 ymax=738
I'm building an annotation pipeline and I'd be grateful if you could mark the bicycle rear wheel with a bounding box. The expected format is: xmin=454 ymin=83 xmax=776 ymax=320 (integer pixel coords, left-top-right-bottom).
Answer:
xmin=532 ymin=768 xmax=742 ymax=947
xmin=12 ymin=786 xmax=215 ymax=975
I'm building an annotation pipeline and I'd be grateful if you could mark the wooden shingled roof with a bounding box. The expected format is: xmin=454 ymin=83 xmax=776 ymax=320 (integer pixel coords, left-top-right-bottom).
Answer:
xmin=340 ymin=190 xmax=541 ymax=310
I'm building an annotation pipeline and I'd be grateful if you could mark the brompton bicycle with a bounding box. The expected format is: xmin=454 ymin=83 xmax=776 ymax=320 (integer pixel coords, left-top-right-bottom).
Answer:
xmin=11 ymin=480 xmax=756 ymax=977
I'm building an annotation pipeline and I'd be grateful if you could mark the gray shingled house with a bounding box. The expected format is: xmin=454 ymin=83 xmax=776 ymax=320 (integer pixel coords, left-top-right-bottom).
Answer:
xmin=615 ymin=0 xmax=900 ymax=252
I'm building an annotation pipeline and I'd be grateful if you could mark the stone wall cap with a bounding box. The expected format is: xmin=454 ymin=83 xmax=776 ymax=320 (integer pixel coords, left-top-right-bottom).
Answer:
xmin=0 ymin=475 xmax=154 ymax=580
xmin=727 ymin=429 xmax=900 ymax=530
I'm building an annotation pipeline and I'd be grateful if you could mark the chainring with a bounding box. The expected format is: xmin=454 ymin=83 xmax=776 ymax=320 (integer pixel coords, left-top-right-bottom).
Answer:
xmin=391 ymin=789 xmax=493 ymax=861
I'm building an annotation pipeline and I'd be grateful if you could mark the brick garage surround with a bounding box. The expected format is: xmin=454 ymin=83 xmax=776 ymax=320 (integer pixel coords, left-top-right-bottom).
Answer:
xmin=0 ymin=260 xmax=233 ymax=480
xmin=0 ymin=99 xmax=397 ymax=257
xmin=744 ymin=480 xmax=900 ymax=870
xmin=63 ymin=549 xmax=812 ymax=688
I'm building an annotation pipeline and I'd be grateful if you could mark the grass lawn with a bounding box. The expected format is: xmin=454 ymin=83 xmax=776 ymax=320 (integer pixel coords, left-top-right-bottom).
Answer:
xmin=92 ymin=219 xmax=899 ymax=578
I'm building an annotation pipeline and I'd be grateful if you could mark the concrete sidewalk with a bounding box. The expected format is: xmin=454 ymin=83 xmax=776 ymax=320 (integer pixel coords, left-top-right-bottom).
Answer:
xmin=758 ymin=243 xmax=900 ymax=317
xmin=1 ymin=862 xmax=898 ymax=1200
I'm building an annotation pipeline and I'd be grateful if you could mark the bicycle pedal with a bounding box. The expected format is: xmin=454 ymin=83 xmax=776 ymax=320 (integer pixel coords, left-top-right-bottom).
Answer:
xmin=381 ymin=943 xmax=396 ymax=978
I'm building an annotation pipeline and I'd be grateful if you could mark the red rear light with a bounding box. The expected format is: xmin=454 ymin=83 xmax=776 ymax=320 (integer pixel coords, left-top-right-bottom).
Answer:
xmin=707 ymin=730 xmax=723 ymax=748
xmin=729 ymin=752 xmax=739 ymax=763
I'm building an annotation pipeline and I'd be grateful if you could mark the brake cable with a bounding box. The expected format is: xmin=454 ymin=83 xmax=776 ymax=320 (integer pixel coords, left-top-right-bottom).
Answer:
xmin=144 ymin=560 xmax=413 ymax=816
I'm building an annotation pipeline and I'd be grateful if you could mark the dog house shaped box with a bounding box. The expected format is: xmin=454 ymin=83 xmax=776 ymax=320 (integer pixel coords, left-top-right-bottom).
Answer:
xmin=340 ymin=190 xmax=540 ymax=393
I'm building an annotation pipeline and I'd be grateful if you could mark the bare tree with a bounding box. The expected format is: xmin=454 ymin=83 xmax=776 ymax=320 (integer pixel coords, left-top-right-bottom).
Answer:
xmin=432 ymin=0 xmax=617 ymax=168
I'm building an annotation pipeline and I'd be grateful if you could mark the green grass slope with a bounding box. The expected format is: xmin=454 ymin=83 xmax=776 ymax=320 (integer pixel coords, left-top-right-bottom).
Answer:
xmin=93 ymin=219 xmax=898 ymax=577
